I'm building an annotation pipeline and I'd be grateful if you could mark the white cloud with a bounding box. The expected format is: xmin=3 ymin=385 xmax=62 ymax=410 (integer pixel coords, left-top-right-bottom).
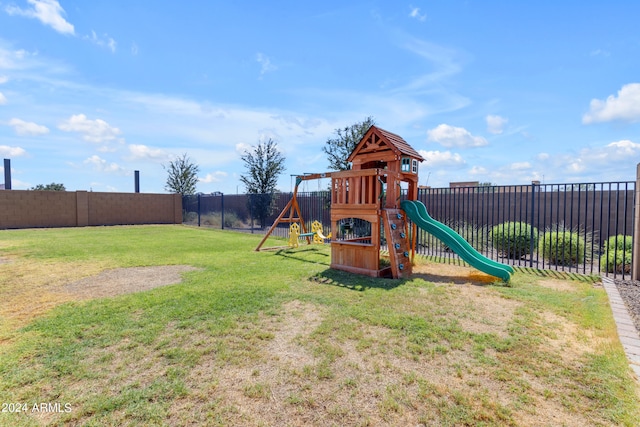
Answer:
xmin=567 ymin=159 xmax=585 ymax=173
xmin=469 ymin=166 xmax=487 ymax=175
xmin=199 ymin=171 xmax=228 ymax=183
xmin=508 ymin=161 xmax=531 ymax=171
xmin=427 ymin=124 xmax=488 ymax=148
xmin=581 ymin=139 xmax=640 ymax=162
xmin=0 ymin=46 xmax=47 ymax=72
xmin=397 ymin=38 xmax=463 ymax=92
xmin=127 ymin=144 xmax=169 ymax=162
xmin=58 ymin=114 xmax=122 ymax=144
xmin=83 ymin=155 xmax=125 ymax=174
xmin=486 ymin=115 xmax=508 ymax=134
xmin=538 ymin=139 xmax=640 ymax=180
xmin=5 ymin=0 xmax=74 ymax=35
xmin=419 ymin=149 xmax=466 ymax=167
xmin=256 ymin=53 xmax=277 ymax=77
xmin=0 ymin=145 xmax=27 ymax=156
xmin=235 ymin=142 xmax=251 ymax=154
xmin=605 ymin=139 xmax=640 ymax=156
xmin=409 ymin=6 xmax=426 ymax=21
xmin=552 ymin=140 xmax=640 ymax=172
xmin=8 ymin=118 xmax=49 ymax=136
xmin=85 ymin=30 xmax=117 ymax=53
xmin=0 ymin=76 xmax=6 ymax=104
xmin=583 ymin=83 xmax=640 ymax=124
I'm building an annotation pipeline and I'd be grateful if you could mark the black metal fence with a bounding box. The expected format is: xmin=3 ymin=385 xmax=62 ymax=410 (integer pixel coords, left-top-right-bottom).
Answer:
xmin=417 ymin=182 xmax=635 ymax=280
xmin=183 ymin=181 xmax=635 ymax=279
xmin=182 ymin=191 xmax=331 ymax=236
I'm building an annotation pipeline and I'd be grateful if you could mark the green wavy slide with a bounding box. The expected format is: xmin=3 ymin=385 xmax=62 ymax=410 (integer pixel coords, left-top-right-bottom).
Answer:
xmin=401 ymin=200 xmax=514 ymax=282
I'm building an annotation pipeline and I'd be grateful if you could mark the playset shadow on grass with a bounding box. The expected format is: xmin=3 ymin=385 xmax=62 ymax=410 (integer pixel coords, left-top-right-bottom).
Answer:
xmin=256 ymin=125 xmax=514 ymax=282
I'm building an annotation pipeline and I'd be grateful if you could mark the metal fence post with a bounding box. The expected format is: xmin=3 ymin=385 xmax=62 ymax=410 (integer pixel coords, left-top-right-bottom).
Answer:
xmin=221 ymin=193 xmax=225 ymax=230
xmin=197 ymin=193 xmax=201 ymax=227
xmin=249 ymin=194 xmax=254 ymax=234
xmin=530 ymin=182 xmax=536 ymax=268
xmin=633 ymin=163 xmax=640 ymax=281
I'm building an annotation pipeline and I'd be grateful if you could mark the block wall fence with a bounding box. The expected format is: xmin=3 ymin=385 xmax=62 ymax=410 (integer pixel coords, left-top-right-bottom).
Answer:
xmin=0 ymin=190 xmax=182 ymax=229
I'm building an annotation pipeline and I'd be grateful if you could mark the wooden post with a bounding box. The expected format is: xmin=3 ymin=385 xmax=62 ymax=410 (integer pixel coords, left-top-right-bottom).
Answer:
xmin=633 ymin=163 xmax=640 ymax=281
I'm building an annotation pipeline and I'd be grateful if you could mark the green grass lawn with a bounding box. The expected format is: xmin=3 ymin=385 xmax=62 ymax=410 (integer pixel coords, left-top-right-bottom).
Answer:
xmin=0 ymin=225 xmax=638 ymax=426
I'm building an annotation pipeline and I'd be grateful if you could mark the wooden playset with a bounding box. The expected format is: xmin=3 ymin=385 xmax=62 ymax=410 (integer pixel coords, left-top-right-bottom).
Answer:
xmin=256 ymin=125 xmax=423 ymax=279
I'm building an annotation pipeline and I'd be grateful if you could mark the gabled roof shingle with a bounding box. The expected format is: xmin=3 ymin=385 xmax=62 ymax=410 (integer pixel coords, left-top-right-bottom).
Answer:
xmin=348 ymin=125 xmax=425 ymax=162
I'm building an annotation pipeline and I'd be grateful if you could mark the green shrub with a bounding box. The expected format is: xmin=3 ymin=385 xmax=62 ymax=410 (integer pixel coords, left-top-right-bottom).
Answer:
xmin=201 ymin=211 xmax=245 ymax=228
xmin=200 ymin=214 xmax=217 ymax=226
xmin=603 ymin=235 xmax=632 ymax=252
xmin=222 ymin=211 xmax=245 ymax=228
xmin=600 ymin=235 xmax=632 ymax=273
xmin=183 ymin=211 xmax=198 ymax=223
xmin=539 ymin=230 xmax=585 ymax=266
xmin=600 ymin=249 xmax=632 ymax=273
xmin=490 ymin=222 xmax=538 ymax=258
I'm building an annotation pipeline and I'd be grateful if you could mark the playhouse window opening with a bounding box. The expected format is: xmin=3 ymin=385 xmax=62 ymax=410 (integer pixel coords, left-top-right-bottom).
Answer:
xmin=336 ymin=218 xmax=372 ymax=244
xmin=401 ymin=157 xmax=411 ymax=172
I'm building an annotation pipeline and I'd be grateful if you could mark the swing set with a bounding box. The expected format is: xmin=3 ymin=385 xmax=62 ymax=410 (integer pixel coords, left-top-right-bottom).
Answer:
xmin=255 ymin=173 xmax=333 ymax=251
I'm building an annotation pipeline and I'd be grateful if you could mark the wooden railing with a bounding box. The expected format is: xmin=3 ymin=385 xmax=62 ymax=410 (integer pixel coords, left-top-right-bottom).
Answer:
xmin=331 ymin=169 xmax=382 ymax=208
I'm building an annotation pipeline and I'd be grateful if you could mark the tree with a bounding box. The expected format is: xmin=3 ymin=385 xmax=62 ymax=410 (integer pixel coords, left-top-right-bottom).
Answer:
xmin=322 ymin=116 xmax=375 ymax=171
xmin=164 ymin=153 xmax=200 ymax=195
xmin=240 ymin=139 xmax=286 ymax=228
xmin=30 ymin=183 xmax=66 ymax=191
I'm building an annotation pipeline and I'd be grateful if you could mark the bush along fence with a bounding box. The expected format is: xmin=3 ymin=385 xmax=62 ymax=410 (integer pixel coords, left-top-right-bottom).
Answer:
xmin=184 ymin=179 xmax=637 ymax=280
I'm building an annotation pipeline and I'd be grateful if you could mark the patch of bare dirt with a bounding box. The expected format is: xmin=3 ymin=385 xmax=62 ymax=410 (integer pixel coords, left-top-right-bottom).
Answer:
xmin=410 ymin=262 xmax=521 ymax=338
xmin=63 ymin=265 xmax=199 ymax=299
xmin=264 ymin=300 xmax=325 ymax=368
xmin=442 ymin=284 xmax=522 ymax=339
xmin=168 ymin=300 xmax=328 ymax=426
xmin=163 ymin=290 xmax=610 ymax=427
xmin=537 ymin=278 xmax=578 ymax=292
xmin=1 ymin=260 xmax=104 ymax=329
xmin=539 ymin=309 xmax=600 ymax=363
xmin=0 ymin=263 xmax=198 ymax=333
xmin=412 ymin=261 xmax=499 ymax=285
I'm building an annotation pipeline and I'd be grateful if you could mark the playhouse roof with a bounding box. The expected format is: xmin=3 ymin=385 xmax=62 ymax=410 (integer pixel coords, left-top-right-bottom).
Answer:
xmin=347 ymin=125 xmax=425 ymax=163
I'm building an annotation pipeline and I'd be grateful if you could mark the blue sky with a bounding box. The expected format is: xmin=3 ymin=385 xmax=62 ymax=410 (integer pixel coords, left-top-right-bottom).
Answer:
xmin=1 ymin=1 xmax=639 ymax=194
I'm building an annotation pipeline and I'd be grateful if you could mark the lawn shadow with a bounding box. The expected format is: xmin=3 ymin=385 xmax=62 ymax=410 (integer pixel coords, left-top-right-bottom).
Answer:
xmin=274 ymin=247 xmax=330 ymax=266
xmin=512 ymin=266 xmax=599 ymax=283
xmin=410 ymin=271 xmax=500 ymax=287
xmin=410 ymin=262 xmax=507 ymax=287
xmin=310 ymin=268 xmax=405 ymax=291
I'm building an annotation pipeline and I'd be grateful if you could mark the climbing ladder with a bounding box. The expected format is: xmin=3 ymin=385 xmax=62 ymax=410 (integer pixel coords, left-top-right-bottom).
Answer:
xmin=382 ymin=209 xmax=413 ymax=279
